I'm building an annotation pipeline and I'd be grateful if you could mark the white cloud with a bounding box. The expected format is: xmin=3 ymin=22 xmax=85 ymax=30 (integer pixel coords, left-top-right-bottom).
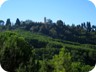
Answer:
xmin=0 ymin=0 xmax=7 ymax=7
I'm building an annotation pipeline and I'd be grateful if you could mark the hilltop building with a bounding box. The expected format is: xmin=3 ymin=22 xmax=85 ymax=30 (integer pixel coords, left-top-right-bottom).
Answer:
xmin=44 ymin=17 xmax=47 ymax=24
xmin=44 ymin=17 xmax=52 ymax=24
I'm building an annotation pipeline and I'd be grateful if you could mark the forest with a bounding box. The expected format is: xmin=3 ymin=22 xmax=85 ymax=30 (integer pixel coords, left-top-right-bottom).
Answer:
xmin=0 ymin=18 xmax=96 ymax=72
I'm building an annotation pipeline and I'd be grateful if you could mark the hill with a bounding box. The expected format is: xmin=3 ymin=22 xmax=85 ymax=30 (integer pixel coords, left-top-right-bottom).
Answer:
xmin=0 ymin=18 xmax=96 ymax=72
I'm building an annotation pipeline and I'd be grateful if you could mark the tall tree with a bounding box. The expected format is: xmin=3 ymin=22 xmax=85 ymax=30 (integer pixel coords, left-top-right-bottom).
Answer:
xmin=15 ymin=18 xmax=21 ymax=27
xmin=56 ymin=20 xmax=63 ymax=27
xmin=5 ymin=18 xmax=11 ymax=30
xmin=86 ymin=22 xmax=91 ymax=32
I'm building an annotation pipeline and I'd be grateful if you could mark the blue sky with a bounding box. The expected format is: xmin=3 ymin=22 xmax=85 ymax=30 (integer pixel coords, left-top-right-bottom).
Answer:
xmin=0 ymin=0 xmax=96 ymax=25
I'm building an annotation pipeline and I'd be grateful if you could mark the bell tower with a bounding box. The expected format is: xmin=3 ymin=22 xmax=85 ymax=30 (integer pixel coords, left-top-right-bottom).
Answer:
xmin=44 ymin=17 xmax=46 ymax=24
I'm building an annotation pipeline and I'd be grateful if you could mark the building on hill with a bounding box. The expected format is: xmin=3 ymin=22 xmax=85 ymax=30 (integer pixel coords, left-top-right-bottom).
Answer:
xmin=44 ymin=17 xmax=47 ymax=24
xmin=44 ymin=17 xmax=52 ymax=24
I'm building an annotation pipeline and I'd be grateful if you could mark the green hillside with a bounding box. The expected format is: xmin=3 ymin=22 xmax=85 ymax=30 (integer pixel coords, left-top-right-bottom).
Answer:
xmin=0 ymin=19 xmax=96 ymax=72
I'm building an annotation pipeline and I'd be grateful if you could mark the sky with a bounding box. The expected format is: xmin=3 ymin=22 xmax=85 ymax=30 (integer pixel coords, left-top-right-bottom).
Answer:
xmin=0 ymin=0 xmax=96 ymax=25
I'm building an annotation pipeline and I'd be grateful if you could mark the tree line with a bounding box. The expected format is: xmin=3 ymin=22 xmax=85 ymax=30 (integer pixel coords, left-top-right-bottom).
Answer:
xmin=0 ymin=18 xmax=96 ymax=44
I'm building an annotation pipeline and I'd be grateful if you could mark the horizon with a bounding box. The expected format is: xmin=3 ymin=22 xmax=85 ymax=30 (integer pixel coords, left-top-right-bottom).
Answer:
xmin=1 ymin=17 xmax=94 ymax=26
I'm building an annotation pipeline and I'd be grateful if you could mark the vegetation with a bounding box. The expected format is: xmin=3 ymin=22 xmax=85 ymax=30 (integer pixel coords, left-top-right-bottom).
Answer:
xmin=0 ymin=18 xmax=95 ymax=72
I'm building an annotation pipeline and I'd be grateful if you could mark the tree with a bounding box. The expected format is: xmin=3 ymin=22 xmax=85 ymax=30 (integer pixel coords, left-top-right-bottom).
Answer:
xmin=81 ymin=22 xmax=86 ymax=29
xmin=86 ymin=22 xmax=91 ymax=32
xmin=0 ymin=20 xmax=4 ymax=26
xmin=92 ymin=25 xmax=96 ymax=31
xmin=71 ymin=62 xmax=92 ymax=72
xmin=50 ymin=48 xmax=71 ymax=72
xmin=16 ymin=57 xmax=40 ymax=72
xmin=5 ymin=19 xmax=11 ymax=30
xmin=46 ymin=19 xmax=53 ymax=24
xmin=49 ymin=27 xmax=57 ymax=37
xmin=0 ymin=31 xmax=32 ymax=72
xmin=56 ymin=20 xmax=63 ymax=27
xmin=15 ymin=18 xmax=21 ymax=27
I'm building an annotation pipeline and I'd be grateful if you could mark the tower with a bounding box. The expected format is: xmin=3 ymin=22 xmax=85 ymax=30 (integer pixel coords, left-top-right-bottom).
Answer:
xmin=44 ymin=17 xmax=46 ymax=24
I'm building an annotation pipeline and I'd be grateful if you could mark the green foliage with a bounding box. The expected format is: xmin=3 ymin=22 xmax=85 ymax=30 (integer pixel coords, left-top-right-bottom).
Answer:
xmin=15 ymin=18 xmax=21 ymax=27
xmin=0 ymin=31 xmax=32 ymax=71
xmin=16 ymin=58 xmax=40 ymax=72
xmin=5 ymin=19 xmax=11 ymax=30
xmin=71 ymin=62 xmax=93 ymax=72
xmin=39 ymin=60 xmax=53 ymax=72
xmin=0 ymin=18 xmax=95 ymax=72
xmin=56 ymin=20 xmax=64 ymax=27
xmin=50 ymin=48 xmax=71 ymax=72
